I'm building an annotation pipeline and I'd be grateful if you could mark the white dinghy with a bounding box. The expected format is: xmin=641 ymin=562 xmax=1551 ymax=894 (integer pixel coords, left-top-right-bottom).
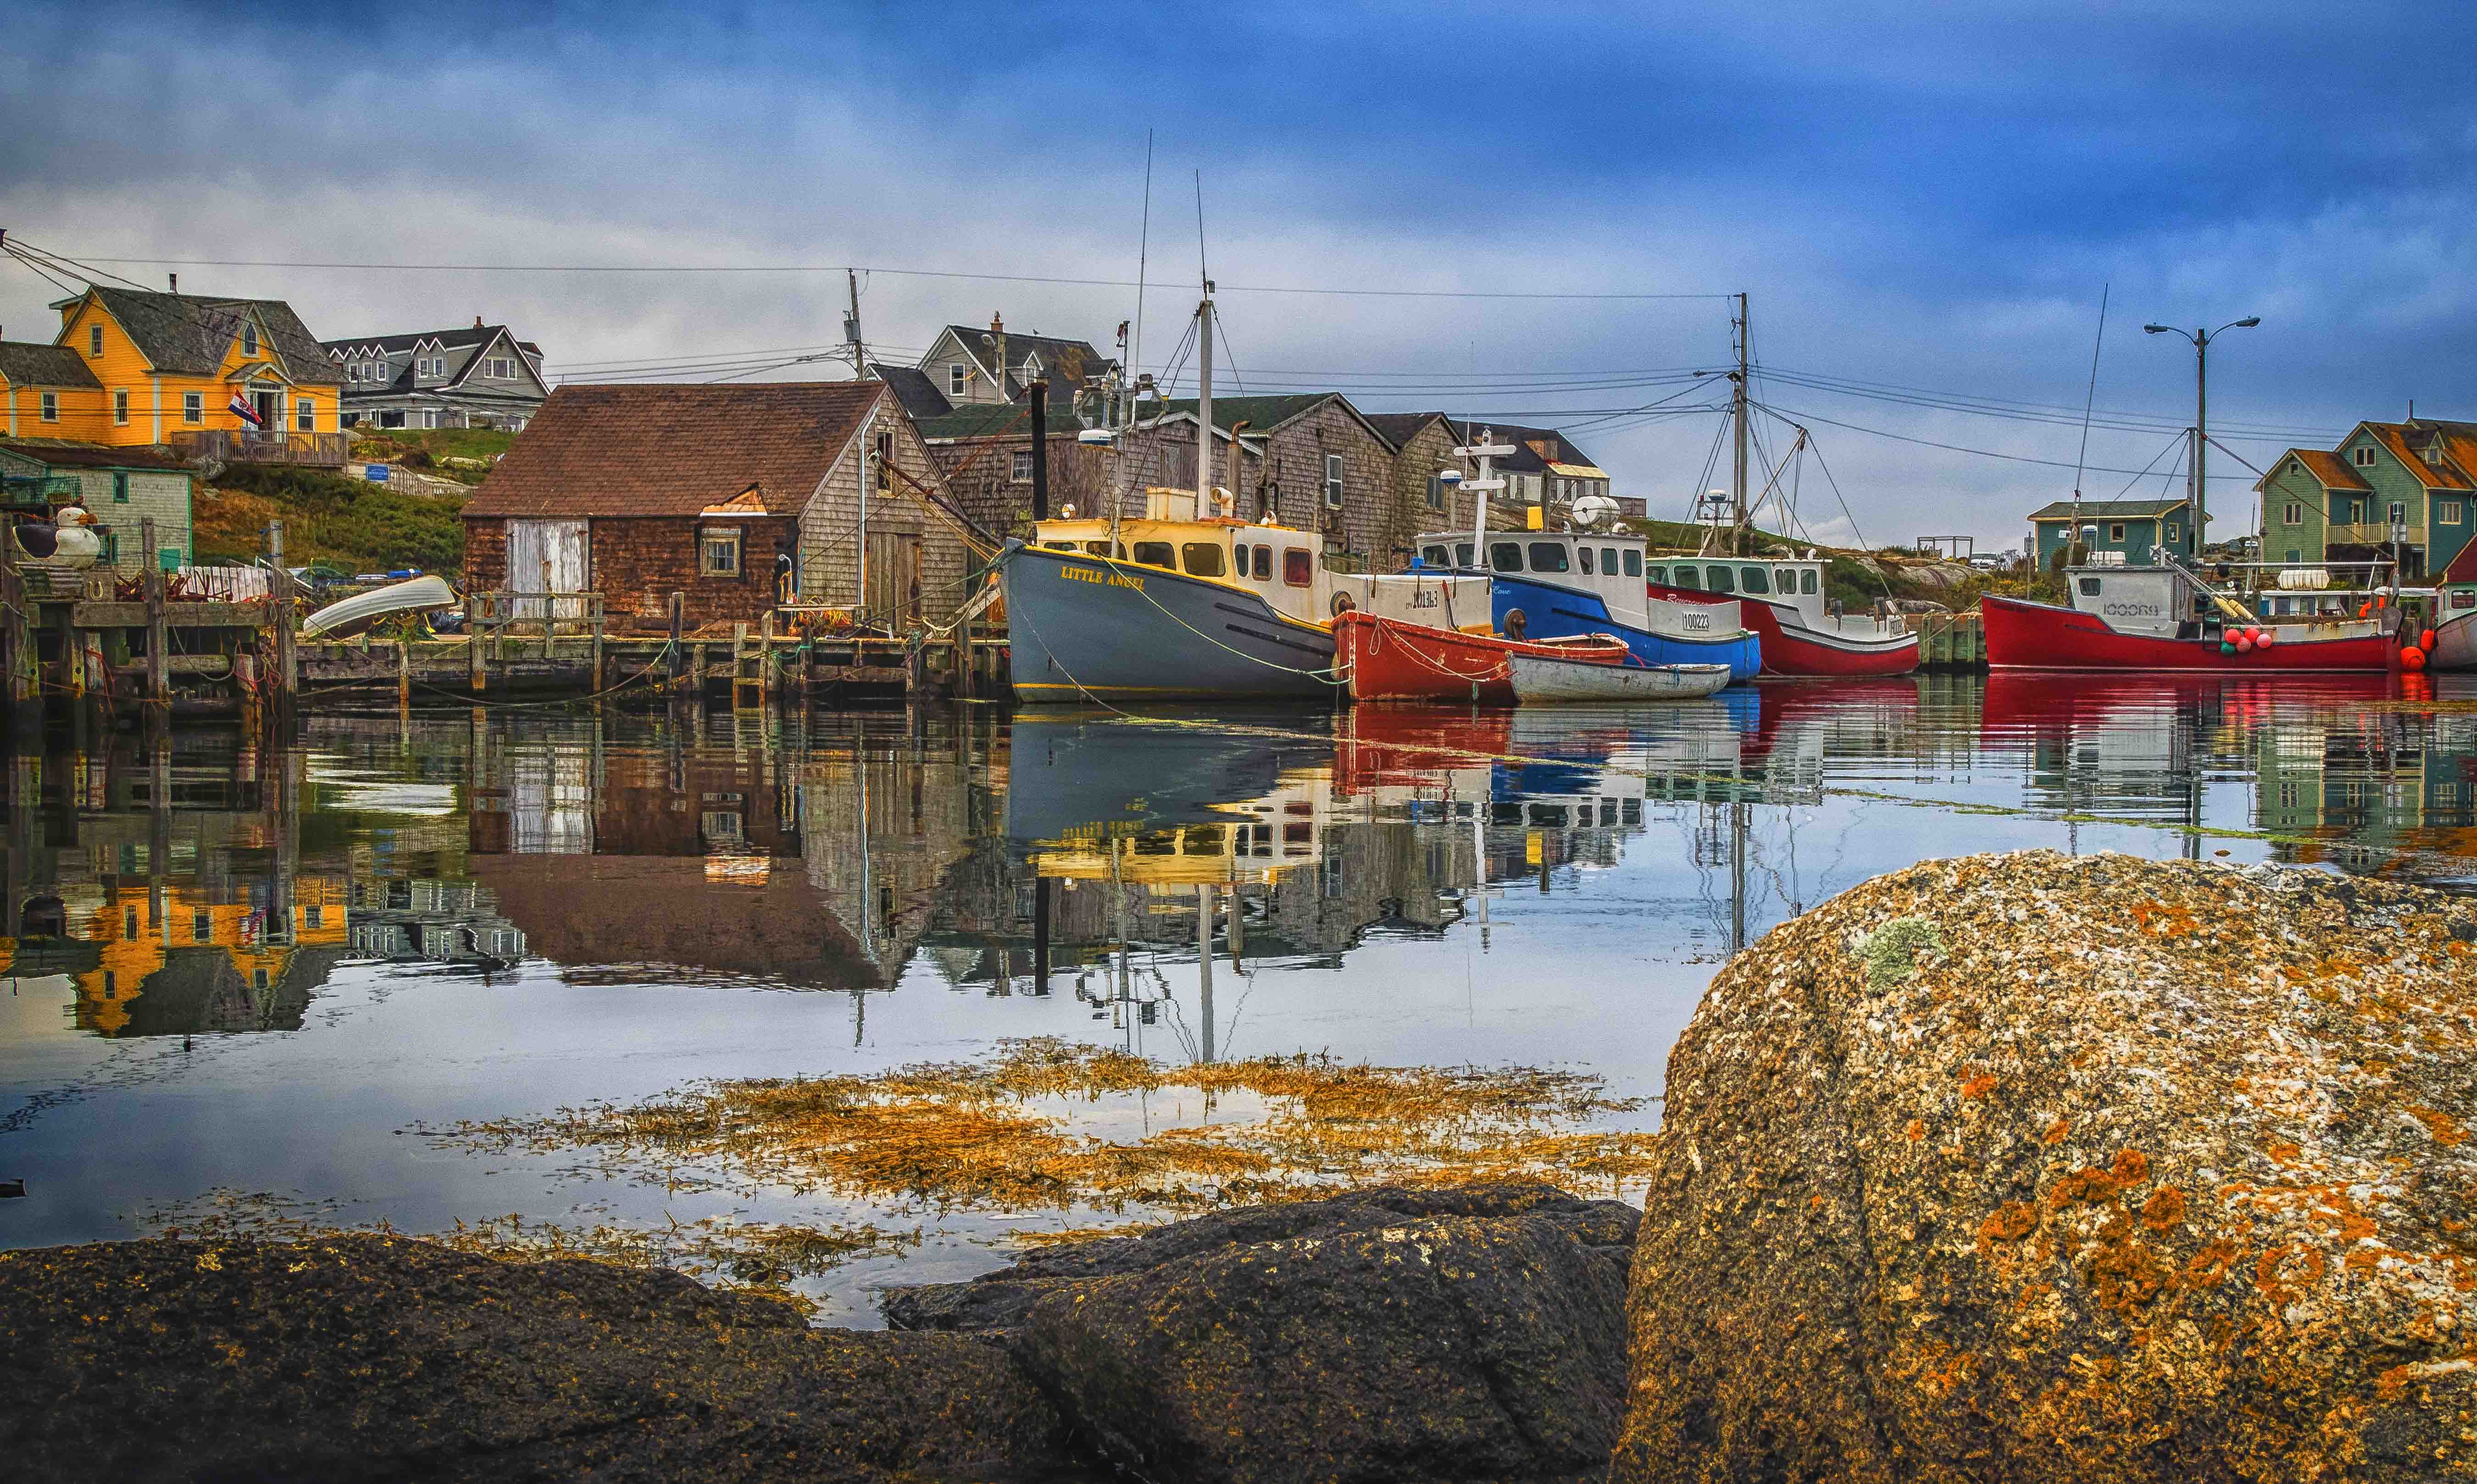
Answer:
xmin=1507 ymin=652 xmax=1733 ymax=704
xmin=300 ymin=574 xmax=461 ymax=639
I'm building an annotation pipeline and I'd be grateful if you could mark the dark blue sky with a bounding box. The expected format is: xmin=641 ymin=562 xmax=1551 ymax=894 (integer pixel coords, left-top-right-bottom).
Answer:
xmin=8 ymin=0 xmax=2473 ymax=544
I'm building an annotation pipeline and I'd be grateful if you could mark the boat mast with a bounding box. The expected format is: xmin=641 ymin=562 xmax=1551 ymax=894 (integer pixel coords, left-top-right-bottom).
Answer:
xmin=1456 ymin=425 xmax=1513 ymax=561
xmin=1732 ymin=293 xmax=1750 ymax=557
xmin=1196 ymin=283 xmax=1214 ymax=510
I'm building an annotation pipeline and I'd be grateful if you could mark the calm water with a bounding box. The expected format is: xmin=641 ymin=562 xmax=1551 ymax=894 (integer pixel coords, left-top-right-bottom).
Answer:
xmin=1 ymin=673 xmax=2468 ymax=1321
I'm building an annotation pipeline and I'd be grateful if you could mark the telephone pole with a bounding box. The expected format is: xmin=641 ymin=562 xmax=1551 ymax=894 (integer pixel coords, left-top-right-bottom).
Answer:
xmin=2143 ymin=315 xmax=2259 ymax=554
xmin=843 ymin=269 xmax=868 ymax=380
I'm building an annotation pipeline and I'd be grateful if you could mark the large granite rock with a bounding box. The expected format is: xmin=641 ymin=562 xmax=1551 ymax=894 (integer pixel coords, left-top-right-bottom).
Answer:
xmin=888 ymin=1184 xmax=1639 ymax=1484
xmin=1610 ymin=851 xmax=2477 ymax=1484
xmin=0 ymin=1235 xmax=1070 ymax=1483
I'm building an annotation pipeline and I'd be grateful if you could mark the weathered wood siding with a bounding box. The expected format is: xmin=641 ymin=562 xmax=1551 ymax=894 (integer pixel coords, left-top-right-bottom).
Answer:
xmin=797 ymin=410 xmax=974 ymax=623
xmin=1249 ymin=402 xmax=1397 ymax=565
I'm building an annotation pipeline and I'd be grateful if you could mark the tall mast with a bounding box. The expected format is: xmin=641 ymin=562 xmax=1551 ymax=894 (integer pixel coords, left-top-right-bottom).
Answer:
xmin=1732 ymin=293 xmax=1750 ymax=554
xmin=1195 ymin=284 xmax=1214 ymax=506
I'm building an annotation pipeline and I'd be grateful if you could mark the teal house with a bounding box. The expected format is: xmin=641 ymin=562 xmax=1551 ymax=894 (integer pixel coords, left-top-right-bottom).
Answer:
xmin=2256 ymin=420 xmax=2477 ymax=583
xmin=2027 ymin=497 xmax=2193 ymax=569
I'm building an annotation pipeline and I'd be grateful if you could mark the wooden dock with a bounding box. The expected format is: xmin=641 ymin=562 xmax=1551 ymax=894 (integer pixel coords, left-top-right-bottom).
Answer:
xmin=1913 ymin=613 xmax=1987 ymax=670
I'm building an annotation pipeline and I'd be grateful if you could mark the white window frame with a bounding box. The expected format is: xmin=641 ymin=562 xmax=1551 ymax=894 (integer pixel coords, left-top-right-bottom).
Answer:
xmin=949 ymin=363 xmax=968 ymax=396
xmin=113 ymin=388 xmax=129 ymax=425
xmin=490 ymin=357 xmax=512 ymax=378
xmin=2390 ymin=500 xmax=2407 ymax=527
xmin=87 ymin=324 xmax=104 ymax=357
xmin=241 ymin=324 xmax=258 ymax=357
xmin=2108 ymin=522 xmax=2126 ymax=542
xmin=2441 ymin=500 xmax=2466 ymax=525
xmin=296 ymin=397 xmax=315 ymax=431
xmin=1322 ymin=453 xmax=1344 ymax=509
xmin=1010 ymin=450 xmax=1034 ymax=484
xmin=2282 ymin=502 xmax=2303 ymax=526
xmin=2353 ymin=444 xmax=2376 ymax=466
xmin=39 ymin=391 xmax=57 ymax=422
xmin=183 ymin=391 xmax=203 ymax=424
xmin=422 ymin=409 xmax=440 ymax=430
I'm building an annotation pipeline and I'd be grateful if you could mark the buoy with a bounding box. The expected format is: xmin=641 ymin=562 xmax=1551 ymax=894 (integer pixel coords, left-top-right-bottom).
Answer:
xmin=2257 ymin=627 xmax=2277 ymax=647
xmin=2219 ymin=641 xmax=2237 ymax=657
xmin=2402 ymin=646 xmax=2428 ymax=671
xmin=2236 ymin=636 xmax=2254 ymax=653
xmin=2423 ymin=628 xmax=2438 ymax=649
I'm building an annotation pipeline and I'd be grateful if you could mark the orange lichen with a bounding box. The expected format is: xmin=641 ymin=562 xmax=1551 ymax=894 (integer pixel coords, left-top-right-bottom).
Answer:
xmin=2040 ymin=1118 xmax=2070 ymax=1146
xmin=2140 ymin=1186 xmax=2186 ymax=1232
xmin=1959 ymin=1069 xmax=1998 ymax=1101
xmin=2409 ymin=1107 xmax=2470 ymax=1147
xmin=2184 ymin=1239 xmax=2242 ymax=1288
xmin=1977 ymin=1202 xmax=2040 ymax=1254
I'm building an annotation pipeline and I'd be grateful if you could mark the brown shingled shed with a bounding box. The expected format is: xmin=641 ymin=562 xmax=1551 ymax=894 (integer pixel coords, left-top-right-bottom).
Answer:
xmin=462 ymin=381 xmax=977 ymax=632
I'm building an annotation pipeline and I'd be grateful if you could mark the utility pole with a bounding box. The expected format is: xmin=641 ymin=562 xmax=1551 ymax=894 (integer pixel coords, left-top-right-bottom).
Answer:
xmin=2144 ymin=316 xmax=2258 ymax=558
xmin=1455 ymin=425 xmax=1514 ymax=560
xmin=1194 ymin=284 xmax=1213 ymax=507
xmin=1732 ymin=293 xmax=1750 ymax=555
xmin=1029 ymin=379 xmax=1050 ymax=521
xmin=843 ymin=269 xmax=867 ymax=380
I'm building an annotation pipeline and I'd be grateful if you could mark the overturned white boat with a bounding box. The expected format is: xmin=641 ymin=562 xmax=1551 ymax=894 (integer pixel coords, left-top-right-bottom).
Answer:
xmin=300 ymin=574 xmax=460 ymax=639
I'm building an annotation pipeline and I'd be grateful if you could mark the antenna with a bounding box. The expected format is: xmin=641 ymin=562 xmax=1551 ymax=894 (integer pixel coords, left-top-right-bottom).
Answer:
xmin=2068 ymin=283 xmax=2109 ymax=561
xmin=1194 ymin=169 xmax=1208 ymax=286
xmin=1128 ymin=129 xmax=1153 ymax=430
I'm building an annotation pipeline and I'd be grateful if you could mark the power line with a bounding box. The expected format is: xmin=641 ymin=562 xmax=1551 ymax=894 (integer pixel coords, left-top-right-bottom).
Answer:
xmin=1753 ymin=401 xmax=2265 ymax=482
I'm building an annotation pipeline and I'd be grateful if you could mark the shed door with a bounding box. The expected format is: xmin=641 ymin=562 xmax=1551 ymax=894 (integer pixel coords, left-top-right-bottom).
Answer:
xmin=507 ymin=519 xmax=589 ymax=625
xmin=866 ymin=530 xmax=921 ymax=632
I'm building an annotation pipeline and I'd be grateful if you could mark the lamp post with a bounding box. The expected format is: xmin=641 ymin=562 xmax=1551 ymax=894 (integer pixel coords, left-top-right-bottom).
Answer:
xmin=2143 ymin=316 xmax=2259 ymax=555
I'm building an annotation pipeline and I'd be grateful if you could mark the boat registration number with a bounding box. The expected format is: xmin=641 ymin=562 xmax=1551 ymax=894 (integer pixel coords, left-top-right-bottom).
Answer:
xmin=1682 ymin=611 xmax=1711 ymax=630
xmin=1061 ymin=565 xmax=1144 ymax=591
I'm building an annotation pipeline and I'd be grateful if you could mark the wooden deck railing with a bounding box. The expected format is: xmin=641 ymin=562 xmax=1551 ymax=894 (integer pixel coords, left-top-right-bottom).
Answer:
xmin=171 ymin=429 xmax=350 ymax=468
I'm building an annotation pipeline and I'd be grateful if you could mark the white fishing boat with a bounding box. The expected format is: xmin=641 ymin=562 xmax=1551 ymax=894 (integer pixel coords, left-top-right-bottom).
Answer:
xmin=1506 ymin=653 xmax=1733 ymax=703
xmin=300 ymin=574 xmax=460 ymax=639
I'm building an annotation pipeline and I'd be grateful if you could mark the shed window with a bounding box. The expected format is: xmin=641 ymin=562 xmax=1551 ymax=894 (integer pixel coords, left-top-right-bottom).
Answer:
xmin=112 ymin=473 xmax=128 ymax=504
xmin=2164 ymin=523 xmax=2179 ymax=543
xmin=2108 ymin=523 xmax=2126 ymax=542
xmin=39 ymin=392 xmax=57 ymax=422
xmin=1739 ymin=566 xmax=1770 ymax=594
xmin=1282 ymin=548 xmax=1312 ymax=587
xmin=1131 ymin=541 xmax=1174 ymax=568
xmin=296 ymin=397 xmax=315 ymax=431
xmin=1180 ymin=543 xmax=1225 ymax=576
xmin=700 ymin=527 xmax=742 ymax=576
xmin=1801 ymin=569 xmax=1817 ymax=595
xmin=2283 ymin=502 xmax=2303 ymax=526
xmin=1323 ymin=454 xmax=1345 ymax=508
xmin=183 ymin=392 xmax=202 ymax=423
xmin=1488 ymin=542 xmax=1523 ymax=571
xmin=1527 ymin=542 xmax=1569 ymax=572
xmin=113 ymin=389 xmax=129 ymax=425
xmin=88 ymin=324 xmax=103 ymax=357
xmin=1010 ymin=451 xmax=1033 ymax=483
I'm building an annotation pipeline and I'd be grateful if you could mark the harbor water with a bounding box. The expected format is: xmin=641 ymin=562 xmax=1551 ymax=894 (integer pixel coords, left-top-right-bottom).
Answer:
xmin=1 ymin=672 xmax=2467 ymax=1322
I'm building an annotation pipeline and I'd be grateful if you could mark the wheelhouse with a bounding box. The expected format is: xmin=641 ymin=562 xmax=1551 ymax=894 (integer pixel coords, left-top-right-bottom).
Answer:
xmin=1416 ymin=529 xmax=1650 ymax=627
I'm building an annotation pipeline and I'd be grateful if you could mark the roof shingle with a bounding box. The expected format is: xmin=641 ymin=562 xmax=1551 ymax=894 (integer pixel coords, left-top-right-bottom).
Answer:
xmin=0 ymin=342 xmax=101 ymax=389
xmin=86 ymin=286 xmax=343 ymax=386
xmin=462 ymin=382 xmax=883 ymax=519
xmin=2026 ymin=497 xmax=2189 ymax=521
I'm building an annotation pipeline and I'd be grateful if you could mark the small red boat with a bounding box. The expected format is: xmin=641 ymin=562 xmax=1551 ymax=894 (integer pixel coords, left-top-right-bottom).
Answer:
xmin=1983 ymin=568 xmax=2402 ymax=673
xmin=1333 ymin=611 xmax=1629 ymax=704
xmin=1644 ymin=554 xmax=1918 ymax=676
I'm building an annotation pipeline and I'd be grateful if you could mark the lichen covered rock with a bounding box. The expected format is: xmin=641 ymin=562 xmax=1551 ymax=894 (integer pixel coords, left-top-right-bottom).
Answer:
xmin=1610 ymin=850 xmax=2477 ymax=1483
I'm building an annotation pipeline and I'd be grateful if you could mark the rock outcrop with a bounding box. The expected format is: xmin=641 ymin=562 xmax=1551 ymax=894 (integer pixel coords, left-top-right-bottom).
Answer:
xmin=0 ymin=1235 xmax=1069 ymax=1483
xmin=888 ymin=1184 xmax=1639 ymax=1484
xmin=1610 ymin=850 xmax=2477 ymax=1484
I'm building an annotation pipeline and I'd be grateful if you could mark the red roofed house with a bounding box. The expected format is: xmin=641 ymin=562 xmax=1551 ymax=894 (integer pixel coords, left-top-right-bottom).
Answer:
xmin=461 ymin=382 xmax=978 ymax=632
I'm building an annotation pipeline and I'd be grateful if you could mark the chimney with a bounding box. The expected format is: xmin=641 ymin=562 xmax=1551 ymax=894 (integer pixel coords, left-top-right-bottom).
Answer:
xmin=168 ymin=273 xmax=177 ymax=293
xmin=1226 ymin=421 xmax=1250 ymax=516
xmin=474 ymin=316 xmax=484 ymax=329
xmin=990 ymin=312 xmax=1007 ymax=393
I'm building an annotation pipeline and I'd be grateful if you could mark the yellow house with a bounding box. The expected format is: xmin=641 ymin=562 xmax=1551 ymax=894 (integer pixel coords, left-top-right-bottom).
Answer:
xmin=70 ymin=880 xmax=350 ymax=1036
xmin=0 ymin=341 xmax=107 ymax=439
xmin=49 ymin=285 xmax=348 ymax=463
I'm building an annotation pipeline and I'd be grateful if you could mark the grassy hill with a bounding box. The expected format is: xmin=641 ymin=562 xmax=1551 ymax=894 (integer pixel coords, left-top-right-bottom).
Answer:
xmin=193 ymin=465 xmax=466 ymax=575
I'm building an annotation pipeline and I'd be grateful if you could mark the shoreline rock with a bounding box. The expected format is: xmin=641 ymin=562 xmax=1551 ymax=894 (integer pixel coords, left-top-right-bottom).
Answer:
xmin=1610 ymin=850 xmax=2477 ymax=1484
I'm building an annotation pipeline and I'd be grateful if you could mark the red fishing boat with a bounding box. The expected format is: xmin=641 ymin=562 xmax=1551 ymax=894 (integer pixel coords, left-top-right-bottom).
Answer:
xmin=1644 ymin=553 xmax=1919 ymax=676
xmin=1982 ymin=564 xmax=2401 ymax=673
xmin=1332 ymin=611 xmax=1629 ymax=704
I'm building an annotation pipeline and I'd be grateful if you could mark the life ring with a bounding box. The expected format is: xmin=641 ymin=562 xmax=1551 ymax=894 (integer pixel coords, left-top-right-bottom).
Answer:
xmin=1331 ymin=592 xmax=1356 ymax=617
xmin=1504 ymin=608 xmax=1527 ymax=640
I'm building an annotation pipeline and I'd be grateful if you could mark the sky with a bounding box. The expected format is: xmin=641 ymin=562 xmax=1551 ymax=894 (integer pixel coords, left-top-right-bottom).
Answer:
xmin=6 ymin=0 xmax=2475 ymax=550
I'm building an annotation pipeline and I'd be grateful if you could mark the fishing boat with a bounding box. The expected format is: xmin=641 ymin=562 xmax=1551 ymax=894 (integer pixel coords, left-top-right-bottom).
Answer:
xmin=1410 ymin=529 xmax=1762 ymax=681
xmin=2432 ymin=607 xmax=2477 ymax=670
xmin=1331 ymin=610 xmax=1629 ymax=704
xmin=300 ymin=574 xmax=460 ymax=639
xmin=1002 ymin=490 xmax=1489 ymax=703
xmin=1508 ymin=653 xmax=1733 ymax=703
xmin=1644 ymin=551 xmax=1919 ymax=676
xmin=1982 ymin=559 xmax=2400 ymax=673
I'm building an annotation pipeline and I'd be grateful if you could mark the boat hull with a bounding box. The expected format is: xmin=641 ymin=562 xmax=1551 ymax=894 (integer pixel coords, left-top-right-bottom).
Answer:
xmin=300 ymin=574 xmax=461 ymax=639
xmin=1488 ymin=573 xmax=1761 ymax=681
xmin=2432 ymin=609 xmax=2477 ymax=672
xmin=1507 ymin=656 xmax=1733 ymax=703
xmin=1001 ymin=541 xmax=1339 ymax=702
xmin=1981 ymin=593 xmax=2399 ymax=673
xmin=1332 ymin=612 xmax=1628 ymax=704
xmin=1646 ymin=582 xmax=1918 ymax=676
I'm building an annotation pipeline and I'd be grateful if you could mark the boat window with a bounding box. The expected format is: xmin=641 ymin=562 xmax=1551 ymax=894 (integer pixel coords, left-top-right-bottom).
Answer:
xmin=1455 ymin=543 xmax=1475 ymax=567
xmin=1283 ymin=548 xmax=1313 ymax=587
xmin=1705 ymin=566 xmax=1736 ymax=594
xmin=1182 ymin=543 xmax=1226 ymax=577
xmin=1603 ymin=547 xmax=1621 ymax=577
xmin=1623 ymin=550 xmax=1642 ymax=577
xmin=1776 ymin=567 xmax=1798 ymax=592
xmin=1800 ymin=569 xmax=1817 ymax=595
xmin=1527 ymin=803 xmax=1568 ymax=827
xmin=2078 ymin=577 xmax=2102 ymax=596
xmin=1043 ymin=541 xmax=1077 ymax=551
xmin=1421 ymin=544 xmax=1451 ymax=567
xmin=1254 ymin=546 xmax=1272 ymax=580
xmin=1083 ymin=541 xmax=1127 ymax=559
xmin=1740 ymin=566 xmax=1770 ymax=595
xmin=1671 ymin=566 xmax=1699 ymax=590
xmin=1647 ymin=565 xmax=1667 ymax=584
xmin=1233 ymin=543 xmax=1251 ymax=575
xmin=1489 ymin=542 xmax=1524 ymax=571
xmin=1528 ymin=542 xmax=1570 ymax=572
xmin=1132 ymin=541 xmax=1175 ymax=568
xmin=1578 ymin=547 xmax=1595 ymax=575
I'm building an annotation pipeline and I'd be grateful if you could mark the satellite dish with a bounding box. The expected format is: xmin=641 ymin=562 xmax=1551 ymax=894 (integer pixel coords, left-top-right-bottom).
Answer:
xmin=1571 ymin=493 xmax=1620 ymax=528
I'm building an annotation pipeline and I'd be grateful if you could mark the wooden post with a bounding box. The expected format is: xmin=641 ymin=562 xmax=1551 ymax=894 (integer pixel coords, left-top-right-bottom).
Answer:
xmin=397 ymin=637 xmax=411 ymax=714
xmin=667 ymin=592 xmax=686 ymax=698
xmin=467 ymin=595 xmax=486 ymax=693
xmin=758 ymin=611 xmax=775 ymax=704
xmin=1 ymin=559 xmax=32 ymax=721
xmin=589 ymin=597 xmax=605 ymax=694
xmin=141 ymin=518 xmax=167 ymax=709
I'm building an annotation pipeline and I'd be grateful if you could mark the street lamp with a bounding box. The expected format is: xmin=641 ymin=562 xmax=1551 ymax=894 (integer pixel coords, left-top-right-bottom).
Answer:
xmin=2143 ymin=317 xmax=2260 ymax=553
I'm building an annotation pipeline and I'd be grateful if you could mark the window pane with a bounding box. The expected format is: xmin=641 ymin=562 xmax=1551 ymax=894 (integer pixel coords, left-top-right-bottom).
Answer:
xmin=1801 ymin=569 xmax=1817 ymax=595
xmin=1647 ymin=564 xmax=1667 ymax=583
xmin=1180 ymin=542 xmax=1226 ymax=576
xmin=2078 ymin=577 xmax=2102 ymax=596
xmin=1739 ymin=566 xmax=1770 ymax=594
xmin=1578 ymin=547 xmax=1594 ymax=574
xmin=1420 ymin=544 xmax=1450 ymax=566
xmin=1489 ymin=542 xmax=1523 ymax=571
xmin=1706 ymin=566 xmax=1735 ymax=593
xmin=1672 ymin=566 xmax=1700 ymax=590
xmin=1454 ymin=543 xmax=1475 ymax=567
xmin=1254 ymin=546 xmax=1272 ymax=579
xmin=1527 ymin=542 xmax=1569 ymax=572
xmin=1132 ymin=541 xmax=1174 ymax=568
xmin=1282 ymin=548 xmax=1313 ymax=586
xmin=1623 ymin=550 xmax=1642 ymax=577
xmin=1603 ymin=547 xmax=1620 ymax=575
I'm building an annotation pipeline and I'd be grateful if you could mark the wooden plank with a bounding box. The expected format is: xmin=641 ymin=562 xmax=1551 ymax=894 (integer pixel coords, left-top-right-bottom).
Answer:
xmin=116 ymin=653 xmax=233 ymax=676
xmin=73 ymin=600 xmax=264 ymax=628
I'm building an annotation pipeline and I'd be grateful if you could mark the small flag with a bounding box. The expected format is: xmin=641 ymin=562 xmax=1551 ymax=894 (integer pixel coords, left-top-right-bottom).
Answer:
xmin=229 ymin=392 xmax=261 ymax=427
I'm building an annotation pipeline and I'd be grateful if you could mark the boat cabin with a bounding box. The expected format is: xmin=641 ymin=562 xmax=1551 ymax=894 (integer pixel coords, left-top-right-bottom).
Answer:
xmin=2060 ymin=565 xmax=2205 ymax=637
xmin=1415 ymin=530 xmax=1651 ymax=627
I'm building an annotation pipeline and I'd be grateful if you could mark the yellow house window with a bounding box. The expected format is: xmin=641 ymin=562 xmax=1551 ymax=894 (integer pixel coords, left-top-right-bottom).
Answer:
xmin=39 ymin=392 xmax=57 ymax=422
xmin=113 ymin=389 xmax=129 ymax=425
xmin=88 ymin=324 xmax=103 ymax=357
xmin=183 ymin=392 xmax=203 ymax=424
xmin=241 ymin=324 xmax=258 ymax=357
xmin=296 ymin=398 xmax=315 ymax=431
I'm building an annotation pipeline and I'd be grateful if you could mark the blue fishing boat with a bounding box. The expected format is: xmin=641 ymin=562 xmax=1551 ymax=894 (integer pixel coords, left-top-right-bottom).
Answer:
xmin=1411 ymin=529 xmax=1761 ymax=682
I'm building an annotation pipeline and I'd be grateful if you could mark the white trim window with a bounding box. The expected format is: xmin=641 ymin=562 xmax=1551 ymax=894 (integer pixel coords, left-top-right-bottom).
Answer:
xmin=296 ymin=397 xmax=315 ymax=431
xmin=949 ymin=363 xmax=968 ymax=396
xmin=2353 ymin=444 xmax=2376 ymax=467
xmin=1010 ymin=450 xmax=1034 ymax=483
xmin=422 ymin=409 xmax=440 ymax=430
xmin=1322 ymin=453 xmax=1344 ymax=509
xmin=113 ymin=388 xmax=129 ymax=425
xmin=183 ymin=391 xmax=203 ymax=424
xmin=2282 ymin=502 xmax=2303 ymax=526
xmin=241 ymin=324 xmax=258 ymax=357
xmin=88 ymin=324 xmax=104 ymax=357
xmin=39 ymin=391 xmax=57 ymax=422
xmin=488 ymin=357 xmax=513 ymax=378
xmin=700 ymin=526 xmax=742 ymax=576
xmin=2390 ymin=501 xmax=2407 ymax=528
xmin=2440 ymin=500 xmax=2466 ymax=525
